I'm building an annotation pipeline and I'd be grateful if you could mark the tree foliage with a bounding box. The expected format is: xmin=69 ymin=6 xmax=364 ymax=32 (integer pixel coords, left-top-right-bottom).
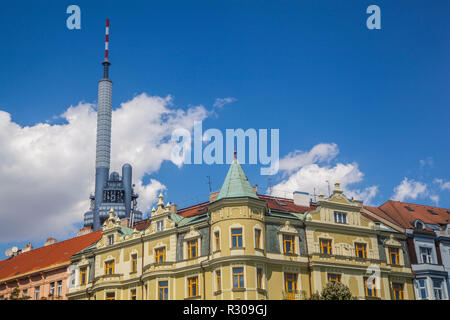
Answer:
xmin=310 ymin=282 xmax=355 ymax=300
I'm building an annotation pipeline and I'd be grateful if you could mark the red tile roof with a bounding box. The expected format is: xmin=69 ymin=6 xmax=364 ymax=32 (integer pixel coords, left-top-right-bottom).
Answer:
xmin=363 ymin=205 xmax=402 ymax=226
xmin=177 ymin=201 xmax=209 ymax=218
xmin=0 ymin=231 xmax=101 ymax=282
xmin=377 ymin=200 xmax=450 ymax=230
xmin=258 ymin=194 xmax=313 ymax=214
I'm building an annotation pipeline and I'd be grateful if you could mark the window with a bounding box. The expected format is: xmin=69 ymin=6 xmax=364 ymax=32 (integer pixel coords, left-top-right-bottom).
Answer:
xmin=156 ymin=220 xmax=164 ymax=232
xmin=334 ymin=211 xmax=347 ymax=224
xmin=392 ymin=283 xmax=404 ymax=300
xmin=50 ymin=282 xmax=55 ymax=296
xmin=130 ymin=289 xmax=137 ymax=300
xmin=106 ymin=292 xmax=115 ymax=300
xmin=105 ymin=260 xmax=115 ymax=275
xmin=187 ymin=277 xmax=198 ymax=298
xmin=283 ymin=235 xmax=295 ymax=254
xmin=57 ymin=280 xmax=62 ymax=297
xmin=155 ymin=247 xmax=166 ymax=263
xmin=159 ymin=281 xmax=168 ymax=300
xmin=284 ymin=273 xmax=297 ymax=300
xmin=214 ymin=232 xmax=220 ymax=251
xmin=364 ymin=277 xmax=377 ymax=297
xmin=108 ymin=235 xmax=114 ymax=246
xmin=320 ymin=239 xmax=333 ymax=255
xmin=388 ymin=247 xmax=400 ymax=265
xmin=187 ymin=240 xmax=198 ymax=259
xmin=420 ymin=247 xmax=433 ymax=264
xmin=328 ymin=274 xmax=341 ymax=284
xmin=80 ymin=266 xmax=87 ymax=285
xmin=233 ymin=267 xmax=245 ymax=289
xmin=131 ymin=254 xmax=137 ymax=272
xmin=417 ymin=279 xmax=428 ymax=299
xmin=255 ymin=229 xmax=261 ymax=249
xmin=433 ymin=279 xmax=443 ymax=300
xmin=257 ymin=268 xmax=263 ymax=289
xmin=231 ymin=228 xmax=243 ymax=248
xmin=216 ymin=270 xmax=221 ymax=291
xmin=22 ymin=289 xmax=27 ymax=298
xmin=355 ymin=243 xmax=367 ymax=259
xmin=34 ymin=286 xmax=40 ymax=300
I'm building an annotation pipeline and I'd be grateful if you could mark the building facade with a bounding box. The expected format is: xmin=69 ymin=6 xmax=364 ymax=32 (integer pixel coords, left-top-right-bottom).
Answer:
xmin=67 ymin=159 xmax=415 ymax=300
xmin=0 ymin=232 xmax=101 ymax=300
xmin=305 ymin=183 xmax=414 ymax=299
xmin=366 ymin=201 xmax=450 ymax=300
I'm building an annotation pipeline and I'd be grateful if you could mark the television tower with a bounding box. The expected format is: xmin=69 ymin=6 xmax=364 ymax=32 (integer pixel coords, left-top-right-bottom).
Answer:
xmin=83 ymin=19 xmax=142 ymax=231
xmin=93 ymin=19 xmax=113 ymax=231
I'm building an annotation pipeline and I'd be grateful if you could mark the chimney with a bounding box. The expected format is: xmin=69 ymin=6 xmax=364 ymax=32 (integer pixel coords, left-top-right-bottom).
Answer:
xmin=21 ymin=243 xmax=33 ymax=253
xmin=77 ymin=226 xmax=93 ymax=237
xmin=293 ymin=191 xmax=310 ymax=207
xmin=44 ymin=238 xmax=57 ymax=246
xmin=209 ymin=191 xmax=219 ymax=203
xmin=170 ymin=204 xmax=178 ymax=214
xmin=253 ymin=185 xmax=258 ymax=193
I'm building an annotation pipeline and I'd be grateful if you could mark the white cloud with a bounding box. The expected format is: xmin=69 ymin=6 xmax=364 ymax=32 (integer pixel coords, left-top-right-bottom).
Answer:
xmin=430 ymin=195 xmax=439 ymax=206
xmin=213 ymin=97 xmax=236 ymax=109
xmin=433 ymin=178 xmax=450 ymax=190
xmin=269 ymin=143 xmax=378 ymax=205
xmin=392 ymin=178 xmax=427 ymax=202
xmin=0 ymin=93 xmax=208 ymax=242
xmin=278 ymin=143 xmax=339 ymax=175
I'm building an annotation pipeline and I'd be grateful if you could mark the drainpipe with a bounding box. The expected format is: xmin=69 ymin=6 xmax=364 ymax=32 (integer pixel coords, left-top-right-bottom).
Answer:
xmin=303 ymin=216 xmax=313 ymax=299
xmin=201 ymin=212 xmax=212 ymax=300
xmin=140 ymin=233 xmax=144 ymax=300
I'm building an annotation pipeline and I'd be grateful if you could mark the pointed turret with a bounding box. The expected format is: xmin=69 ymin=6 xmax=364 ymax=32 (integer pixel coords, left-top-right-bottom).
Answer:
xmin=216 ymin=156 xmax=258 ymax=201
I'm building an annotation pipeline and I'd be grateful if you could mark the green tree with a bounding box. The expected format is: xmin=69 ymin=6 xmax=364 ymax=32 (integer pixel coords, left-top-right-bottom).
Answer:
xmin=309 ymin=282 xmax=355 ymax=300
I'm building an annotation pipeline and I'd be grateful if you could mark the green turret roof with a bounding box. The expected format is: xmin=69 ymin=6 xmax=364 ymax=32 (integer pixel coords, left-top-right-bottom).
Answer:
xmin=216 ymin=157 xmax=258 ymax=201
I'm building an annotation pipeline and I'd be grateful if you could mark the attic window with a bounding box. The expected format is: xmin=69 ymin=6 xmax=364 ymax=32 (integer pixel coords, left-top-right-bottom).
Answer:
xmin=428 ymin=209 xmax=438 ymax=215
xmin=405 ymin=206 xmax=414 ymax=212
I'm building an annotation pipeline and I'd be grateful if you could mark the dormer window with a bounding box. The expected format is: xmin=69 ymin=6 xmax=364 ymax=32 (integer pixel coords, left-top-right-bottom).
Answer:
xmin=419 ymin=247 xmax=433 ymax=264
xmin=156 ymin=220 xmax=164 ymax=232
xmin=108 ymin=235 xmax=114 ymax=246
xmin=415 ymin=221 xmax=425 ymax=230
xmin=334 ymin=211 xmax=347 ymax=224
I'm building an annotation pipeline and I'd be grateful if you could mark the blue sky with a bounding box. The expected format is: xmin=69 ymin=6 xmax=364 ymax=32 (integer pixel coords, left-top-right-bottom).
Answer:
xmin=0 ymin=1 xmax=449 ymax=256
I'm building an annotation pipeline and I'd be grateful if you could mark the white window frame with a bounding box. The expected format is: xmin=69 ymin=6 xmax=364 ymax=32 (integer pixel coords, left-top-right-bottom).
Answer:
xmin=334 ymin=211 xmax=347 ymax=224
xmin=156 ymin=220 xmax=164 ymax=232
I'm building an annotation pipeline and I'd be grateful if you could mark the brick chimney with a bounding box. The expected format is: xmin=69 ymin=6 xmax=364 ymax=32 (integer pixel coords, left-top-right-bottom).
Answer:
xmin=44 ymin=238 xmax=57 ymax=246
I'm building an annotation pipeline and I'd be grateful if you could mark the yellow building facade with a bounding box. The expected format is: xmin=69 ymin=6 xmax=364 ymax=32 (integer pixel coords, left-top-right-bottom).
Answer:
xmin=67 ymin=159 xmax=414 ymax=300
xmin=305 ymin=183 xmax=415 ymax=299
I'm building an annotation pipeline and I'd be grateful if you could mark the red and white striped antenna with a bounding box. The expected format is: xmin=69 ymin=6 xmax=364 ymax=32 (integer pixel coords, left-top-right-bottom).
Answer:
xmin=104 ymin=18 xmax=110 ymax=60
xmin=102 ymin=18 xmax=111 ymax=78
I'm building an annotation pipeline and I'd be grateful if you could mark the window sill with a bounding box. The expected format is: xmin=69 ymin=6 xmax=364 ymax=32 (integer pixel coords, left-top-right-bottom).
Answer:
xmin=232 ymin=288 xmax=246 ymax=292
xmin=257 ymin=288 xmax=266 ymax=295
xmin=283 ymin=252 xmax=298 ymax=256
xmin=230 ymin=247 xmax=245 ymax=250
xmin=214 ymin=290 xmax=222 ymax=295
xmin=185 ymin=295 xmax=201 ymax=300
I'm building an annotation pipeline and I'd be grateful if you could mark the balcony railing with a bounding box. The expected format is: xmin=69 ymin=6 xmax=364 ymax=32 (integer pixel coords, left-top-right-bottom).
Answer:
xmin=283 ymin=290 xmax=305 ymax=300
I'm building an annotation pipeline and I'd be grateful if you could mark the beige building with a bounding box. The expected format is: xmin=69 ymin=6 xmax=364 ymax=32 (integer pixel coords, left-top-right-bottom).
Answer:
xmin=67 ymin=158 xmax=414 ymax=300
